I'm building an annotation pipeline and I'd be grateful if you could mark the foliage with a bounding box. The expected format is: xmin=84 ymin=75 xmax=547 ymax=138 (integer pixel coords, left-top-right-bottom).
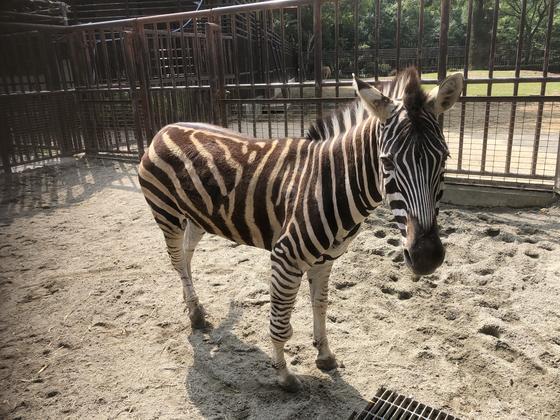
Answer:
xmin=273 ymin=0 xmax=560 ymax=77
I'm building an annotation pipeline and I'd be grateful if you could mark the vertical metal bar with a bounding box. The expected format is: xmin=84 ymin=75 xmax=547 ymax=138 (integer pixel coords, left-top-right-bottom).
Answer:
xmin=297 ymin=6 xmax=304 ymax=136
xmin=313 ymin=0 xmax=323 ymax=118
xmin=193 ymin=18 xmax=202 ymax=87
xmin=0 ymin=103 xmax=12 ymax=173
xmin=110 ymin=30 xmax=122 ymax=89
xmin=481 ymin=0 xmax=499 ymax=172
xmin=437 ymin=0 xmax=450 ymax=127
xmin=353 ymin=0 xmax=359 ymax=77
xmin=531 ymin=0 xmax=555 ymax=175
xmin=505 ymin=0 xmax=527 ymax=173
xmin=395 ymin=0 xmax=401 ymax=73
xmin=166 ymin=22 xmax=176 ymax=88
xmin=262 ymin=10 xmax=272 ymax=137
xmin=232 ymin=13 xmax=242 ymax=133
xmin=334 ymin=0 xmax=340 ymax=97
xmin=417 ymin=0 xmax=424 ymax=77
xmin=556 ymin=130 xmax=560 ymax=192
xmin=135 ymin=23 xmax=154 ymax=143
xmin=99 ymin=30 xmax=112 ymax=89
xmin=123 ymin=31 xmax=145 ymax=159
xmin=280 ymin=8 xmax=288 ymax=137
xmin=206 ymin=22 xmax=226 ymax=127
xmin=374 ymin=0 xmax=380 ymax=81
xmin=247 ymin=12 xmax=257 ymax=136
xmin=457 ymin=0 xmax=473 ymax=171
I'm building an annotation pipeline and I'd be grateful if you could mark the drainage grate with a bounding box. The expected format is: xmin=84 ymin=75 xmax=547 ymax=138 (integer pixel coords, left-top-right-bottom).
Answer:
xmin=349 ymin=387 xmax=461 ymax=420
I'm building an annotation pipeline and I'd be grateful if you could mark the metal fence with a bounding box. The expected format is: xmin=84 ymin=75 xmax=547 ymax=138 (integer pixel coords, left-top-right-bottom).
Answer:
xmin=1 ymin=0 xmax=559 ymax=192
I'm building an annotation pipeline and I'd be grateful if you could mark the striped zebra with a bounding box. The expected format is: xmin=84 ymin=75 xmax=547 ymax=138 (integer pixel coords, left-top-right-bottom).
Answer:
xmin=138 ymin=67 xmax=463 ymax=392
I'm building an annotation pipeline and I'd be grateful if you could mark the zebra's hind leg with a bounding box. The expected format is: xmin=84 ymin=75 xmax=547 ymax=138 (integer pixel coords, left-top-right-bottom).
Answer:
xmin=270 ymin=252 xmax=304 ymax=392
xmin=307 ymin=259 xmax=338 ymax=371
xmin=163 ymin=220 xmax=208 ymax=330
xmin=182 ymin=220 xmax=207 ymax=330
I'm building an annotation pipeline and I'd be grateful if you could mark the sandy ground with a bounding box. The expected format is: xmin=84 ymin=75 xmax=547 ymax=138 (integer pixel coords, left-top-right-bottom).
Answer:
xmin=1 ymin=158 xmax=560 ymax=420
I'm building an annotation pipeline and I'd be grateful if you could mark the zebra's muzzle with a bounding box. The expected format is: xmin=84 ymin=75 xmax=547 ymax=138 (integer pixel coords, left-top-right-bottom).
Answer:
xmin=404 ymin=217 xmax=445 ymax=276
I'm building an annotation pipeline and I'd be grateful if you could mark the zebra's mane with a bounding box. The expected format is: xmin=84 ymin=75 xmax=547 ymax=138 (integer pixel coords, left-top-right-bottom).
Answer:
xmin=305 ymin=67 xmax=427 ymax=141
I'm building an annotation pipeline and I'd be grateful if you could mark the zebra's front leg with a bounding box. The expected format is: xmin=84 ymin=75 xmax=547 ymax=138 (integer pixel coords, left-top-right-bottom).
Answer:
xmin=308 ymin=259 xmax=338 ymax=371
xmin=269 ymin=254 xmax=304 ymax=392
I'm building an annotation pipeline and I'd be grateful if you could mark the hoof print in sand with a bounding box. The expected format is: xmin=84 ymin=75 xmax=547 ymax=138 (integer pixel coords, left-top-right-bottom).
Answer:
xmin=478 ymin=324 xmax=501 ymax=338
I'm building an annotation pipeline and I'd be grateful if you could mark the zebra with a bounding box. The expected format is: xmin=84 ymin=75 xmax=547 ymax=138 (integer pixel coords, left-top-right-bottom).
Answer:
xmin=137 ymin=67 xmax=463 ymax=392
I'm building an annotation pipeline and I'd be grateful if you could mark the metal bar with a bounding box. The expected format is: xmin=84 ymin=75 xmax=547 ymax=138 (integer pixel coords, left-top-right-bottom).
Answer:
xmin=556 ymin=130 xmax=560 ymax=192
xmin=166 ymin=22 xmax=176 ymax=88
xmin=297 ymin=5 xmax=304 ymax=136
xmin=437 ymin=0 xmax=450 ymax=127
xmin=232 ymin=13 xmax=242 ymax=133
xmin=262 ymin=10 xmax=272 ymax=137
xmin=353 ymin=0 xmax=359 ymax=77
xmin=457 ymin=0 xmax=473 ymax=171
xmin=374 ymin=0 xmax=380 ymax=81
xmin=280 ymin=8 xmax=288 ymax=137
xmin=314 ymin=0 xmax=322 ymax=118
xmin=505 ymin=0 xmax=527 ymax=173
xmin=135 ymin=23 xmax=155 ymax=142
xmin=417 ymin=0 xmax=424 ymax=77
xmin=0 ymin=106 xmax=13 ymax=173
xmin=395 ymin=0 xmax=401 ymax=73
xmin=99 ymin=30 xmax=112 ymax=89
xmin=192 ymin=18 xmax=202 ymax=87
xmin=531 ymin=0 xmax=555 ymax=176
xmin=334 ymin=0 xmax=339 ymax=97
xmin=481 ymin=0 xmax=500 ymax=172
xmin=3 ymin=0 xmax=315 ymax=32
xmin=247 ymin=12 xmax=257 ymax=136
xmin=447 ymin=168 xmax=554 ymax=181
xmin=206 ymin=22 xmax=224 ymax=126
xmin=123 ymin=31 xmax=145 ymax=159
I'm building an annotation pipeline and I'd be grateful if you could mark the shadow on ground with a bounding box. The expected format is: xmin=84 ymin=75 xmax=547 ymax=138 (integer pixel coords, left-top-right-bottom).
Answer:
xmin=185 ymin=303 xmax=365 ymax=419
xmin=0 ymin=157 xmax=139 ymax=225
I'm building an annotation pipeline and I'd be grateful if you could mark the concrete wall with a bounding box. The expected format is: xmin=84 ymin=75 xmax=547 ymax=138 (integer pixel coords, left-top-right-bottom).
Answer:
xmin=442 ymin=184 xmax=559 ymax=208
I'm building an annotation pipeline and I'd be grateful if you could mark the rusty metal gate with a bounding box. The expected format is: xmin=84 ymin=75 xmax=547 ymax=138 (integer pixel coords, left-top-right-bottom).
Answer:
xmin=1 ymin=0 xmax=559 ymax=192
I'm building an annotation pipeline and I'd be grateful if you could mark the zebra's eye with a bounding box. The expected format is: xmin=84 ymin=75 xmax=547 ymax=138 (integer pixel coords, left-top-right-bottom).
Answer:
xmin=380 ymin=155 xmax=395 ymax=171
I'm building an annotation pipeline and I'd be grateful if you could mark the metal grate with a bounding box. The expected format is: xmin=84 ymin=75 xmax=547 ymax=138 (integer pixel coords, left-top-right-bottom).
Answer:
xmin=349 ymin=387 xmax=460 ymax=420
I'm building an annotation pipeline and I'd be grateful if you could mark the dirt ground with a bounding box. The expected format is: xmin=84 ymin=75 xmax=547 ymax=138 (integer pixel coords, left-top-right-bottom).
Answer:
xmin=1 ymin=157 xmax=560 ymax=420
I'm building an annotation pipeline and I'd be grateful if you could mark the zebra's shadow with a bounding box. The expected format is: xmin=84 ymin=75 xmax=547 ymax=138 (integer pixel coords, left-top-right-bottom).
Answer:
xmin=185 ymin=302 xmax=365 ymax=419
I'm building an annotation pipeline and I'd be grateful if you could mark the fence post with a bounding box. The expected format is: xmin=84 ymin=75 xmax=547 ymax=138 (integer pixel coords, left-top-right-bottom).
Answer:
xmin=206 ymin=22 xmax=227 ymax=127
xmin=123 ymin=30 xmax=145 ymax=160
xmin=555 ymin=133 xmax=560 ymax=194
xmin=0 ymin=108 xmax=12 ymax=174
xmin=313 ymin=0 xmax=322 ymax=118
xmin=134 ymin=22 xmax=155 ymax=143
xmin=437 ymin=0 xmax=450 ymax=127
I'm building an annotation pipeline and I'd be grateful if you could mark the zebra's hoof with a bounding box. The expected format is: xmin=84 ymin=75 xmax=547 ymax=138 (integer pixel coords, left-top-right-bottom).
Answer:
xmin=315 ymin=355 xmax=338 ymax=371
xmin=279 ymin=374 xmax=302 ymax=393
xmin=189 ymin=305 xmax=210 ymax=331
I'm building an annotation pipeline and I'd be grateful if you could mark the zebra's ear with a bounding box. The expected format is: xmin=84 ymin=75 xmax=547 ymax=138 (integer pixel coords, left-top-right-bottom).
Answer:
xmin=352 ymin=74 xmax=396 ymax=122
xmin=427 ymin=73 xmax=463 ymax=115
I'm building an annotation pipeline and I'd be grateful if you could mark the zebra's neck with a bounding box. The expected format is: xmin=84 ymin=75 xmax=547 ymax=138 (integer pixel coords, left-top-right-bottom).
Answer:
xmin=310 ymin=114 xmax=383 ymax=235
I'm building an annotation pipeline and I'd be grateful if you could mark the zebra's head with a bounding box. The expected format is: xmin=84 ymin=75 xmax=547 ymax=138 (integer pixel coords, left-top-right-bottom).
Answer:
xmin=353 ymin=69 xmax=463 ymax=275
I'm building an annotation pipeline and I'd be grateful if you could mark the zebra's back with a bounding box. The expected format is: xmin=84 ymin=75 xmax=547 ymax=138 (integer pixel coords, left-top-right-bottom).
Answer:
xmin=138 ymin=123 xmax=312 ymax=250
